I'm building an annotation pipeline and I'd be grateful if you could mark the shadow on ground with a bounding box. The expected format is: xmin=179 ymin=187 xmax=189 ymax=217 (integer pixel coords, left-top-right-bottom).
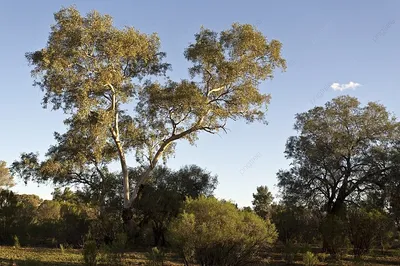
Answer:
xmin=0 ymin=258 xmax=82 ymax=266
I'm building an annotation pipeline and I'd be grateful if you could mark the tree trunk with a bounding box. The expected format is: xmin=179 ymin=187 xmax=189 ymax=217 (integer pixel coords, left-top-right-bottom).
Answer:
xmin=322 ymin=198 xmax=347 ymax=255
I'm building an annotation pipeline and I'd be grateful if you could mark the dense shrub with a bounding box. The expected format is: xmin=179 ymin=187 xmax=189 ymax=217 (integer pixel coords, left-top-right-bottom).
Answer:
xmin=270 ymin=204 xmax=320 ymax=244
xmin=320 ymin=214 xmax=349 ymax=256
xmin=169 ymin=196 xmax=278 ymax=266
xmin=302 ymin=251 xmax=319 ymax=266
xmin=100 ymin=232 xmax=127 ymax=266
xmin=83 ymin=239 xmax=98 ymax=266
xmin=282 ymin=241 xmax=296 ymax=264
xmin=347 ymin=208 xmax=395 ymax=257
xmin=13 ymin=235 xmax=20 ymax=248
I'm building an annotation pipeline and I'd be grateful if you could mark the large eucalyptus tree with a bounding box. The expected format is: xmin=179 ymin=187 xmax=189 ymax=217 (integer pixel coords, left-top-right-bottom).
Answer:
xmin=16 ymin=7 xmax=286 ymax=223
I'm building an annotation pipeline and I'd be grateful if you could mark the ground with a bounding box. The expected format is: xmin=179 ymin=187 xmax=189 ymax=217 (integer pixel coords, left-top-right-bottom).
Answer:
xmin=0 ymin=246 xmax=399 ymax=265
xmin=0 ymin=246 xmax=181 ymax=266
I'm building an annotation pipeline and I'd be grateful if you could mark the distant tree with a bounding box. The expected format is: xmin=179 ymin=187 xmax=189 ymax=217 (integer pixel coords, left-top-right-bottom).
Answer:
xmin=252 ymin=185 xmax=273 ymax=219
xmin=37 ymin=200 xmax=61 ymax=222
xmin=0 ymin=190 xmax=19 ymax=244
xmin=277 ymin=96 xmax=400 ymax=216
xmin=21 ymin=6 xmax=286 ymax=224
xmin=0 ymin=161 xmax=14 ymax=190
xmin=277 ymin=96 xmax=400 ymax=252
xmin=270 ymin=203 xmax=320 ymax=244
xmin=12 ymin=194 xmax=42 ymax=245
xmin=242 ymin=206 xmax=253 ymax=212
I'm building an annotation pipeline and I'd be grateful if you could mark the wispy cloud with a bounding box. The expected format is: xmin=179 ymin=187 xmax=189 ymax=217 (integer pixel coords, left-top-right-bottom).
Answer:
xmin=330 ymin=81 xmax=361 ymax=91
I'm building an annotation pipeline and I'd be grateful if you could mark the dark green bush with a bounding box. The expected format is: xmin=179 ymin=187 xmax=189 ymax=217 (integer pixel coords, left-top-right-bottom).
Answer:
xmin=169 ymin=196 xmax=278 ymax=266
xmin=347 ymin=208 xmax=395 ymax=257
xmin=101 ymin=232 xmax=126 ymax=266
xmin=320 ymin=214 xmax=349 ymax=256
xmin=145 ymin=247 xmax=166 ymax=266
xmin=13 ymin=235 xmax=20 ymax=248
xmin=282 ymin=241 xmax=296 ymax=264
xmin=303 ymin=251 xmax=319 ymax=266
xmin=83 ymin=239 xmax=98 ymax=266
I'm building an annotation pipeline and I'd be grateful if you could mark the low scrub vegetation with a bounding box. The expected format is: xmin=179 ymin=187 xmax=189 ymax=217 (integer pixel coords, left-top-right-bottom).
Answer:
xmin=169 ymin=197 xmax=277 ymax=265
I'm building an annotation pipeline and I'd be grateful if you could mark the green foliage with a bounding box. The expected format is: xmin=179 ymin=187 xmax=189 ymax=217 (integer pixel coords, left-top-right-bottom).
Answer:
xmin=271 ymin=204 xmax=320 ymax=244
xmin=101 ymin=232 xmax=126 ymax=266
xmin=169 ymin=196 xmax=277 ymax=266
xmin=132 ymin=165 xmax=218 ymax=246
xmin=321 ymin=214 xmax=349 ymax=256
xmin=83 ymin=239 xmax=98 ymax=266
xmin=347 ymin=208 xmax=395 ymax=257
xmin=302 ymin=251 xmax=319 ymax=266
xmin=37 ymin=200 xmax=61 ymax=222
xmin=252 ymin=185 xmax=273 ymax=219
xmin=277 ymin=96 xmax=400 ymax=215
xmin=145 ymin=247 xmax=165 ymax=266
xmin=22 ymin=6 xmax=286 ymax=214
xmin=0 ymin=161 xmax=14 ymax=189
xmin=59 ymin=244 xmax=65 ymax=254
xmin=277 ymin=96 xmax=400 ymax=252
xmin=282 ymin=241 xmax=297 ymax=264
xmin=317 ymin=252 xmax=329 ymax=262
xmin=299 ymin=243 xmax=312 ymax=254
xmin=13 ymin=235 xmax=20 ymax=248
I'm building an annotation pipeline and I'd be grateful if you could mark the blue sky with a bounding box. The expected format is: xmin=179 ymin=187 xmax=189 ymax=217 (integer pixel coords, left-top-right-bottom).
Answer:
xmin=1 ymin=1 xmax=399 ymax=207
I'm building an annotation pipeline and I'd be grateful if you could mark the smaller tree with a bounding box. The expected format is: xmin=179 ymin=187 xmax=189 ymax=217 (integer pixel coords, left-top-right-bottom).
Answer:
xmin=169 ymin=196 xmax=277 ymax=266
xmin=0 ymin=161 xmax=14 ymax=190
xmin=132 ymin=165 xmax=218 ymax=246
xmin=270 ymin=203 xmax=320 ymax=244
xmin=0 ymin=190 xmax=19 ymax=245
xmin=252 ymin=185 xmax=273 ymax=219
xmin=37 ymin=200 xmax=61 ymax=222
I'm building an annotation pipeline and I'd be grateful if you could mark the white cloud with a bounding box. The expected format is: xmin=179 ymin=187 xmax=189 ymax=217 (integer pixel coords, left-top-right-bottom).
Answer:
xmin=330 ymin=81 xmax=361 ymax=91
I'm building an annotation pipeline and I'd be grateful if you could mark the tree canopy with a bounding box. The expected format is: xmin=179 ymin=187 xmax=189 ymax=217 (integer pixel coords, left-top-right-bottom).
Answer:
xmin=252 ymin=185 xmax=273 ymax=219
xmin=277 ymin=96 xmax=400 ymax=215
xmin=0 ymin=161 xmax=14 ymax=190
xmin=19 ymin=6 xmax=286 ymax=220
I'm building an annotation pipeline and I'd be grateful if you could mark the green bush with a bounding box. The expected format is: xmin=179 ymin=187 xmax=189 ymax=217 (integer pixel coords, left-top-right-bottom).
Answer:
xmin=59 ymin=243 xmax=65 ymax=254
xmin=83 ymin=239 xmax=98 ymax=266
xmin=13 ymin=235 xmax=20 ymax=248
xmin=282 ymin=241 xmax=297 ymax=264
xmin=169 ymin=196 xmax=278 ymax=266
xmin=321 ymin=214 xmax=348 ymax=255
xmin=303 ymin=251 xmax=319 ymax=266
xmin=101 ymin=233 xmax=127 ymax=266
xmin=317 ymin=252 xmax=329 ymax=262
xmin=145 ymin=247 xmax=165 ymax=266
xmin=347 ymin=208 xmax=394 ymax=257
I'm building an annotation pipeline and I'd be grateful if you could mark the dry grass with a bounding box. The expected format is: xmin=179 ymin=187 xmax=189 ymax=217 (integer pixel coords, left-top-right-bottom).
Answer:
xmin=0 ymin=246 xmax=399 ymax=266
xmin=0 ymin=246 xmax=182 ymax=266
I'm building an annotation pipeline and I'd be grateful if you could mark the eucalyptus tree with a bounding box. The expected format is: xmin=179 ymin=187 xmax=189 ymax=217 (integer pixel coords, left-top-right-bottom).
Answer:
xmin=19 ymin=6 xmax=286 ymax=223
xmin=0 ymin=161 xmax=14 ymax=190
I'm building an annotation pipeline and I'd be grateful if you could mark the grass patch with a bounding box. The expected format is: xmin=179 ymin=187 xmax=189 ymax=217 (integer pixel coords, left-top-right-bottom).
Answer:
xmin=0 ymin=246 xmax=399 ymax=265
